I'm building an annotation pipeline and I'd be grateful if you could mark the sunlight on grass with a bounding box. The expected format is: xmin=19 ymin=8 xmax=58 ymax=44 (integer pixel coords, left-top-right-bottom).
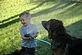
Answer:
xmin=63 ymin=15 xmax=82 ymax=26
xmin=0 ymin=0 xmax=82 ymax=55
xmin=0 ymin=0 xmax=40 ymax=21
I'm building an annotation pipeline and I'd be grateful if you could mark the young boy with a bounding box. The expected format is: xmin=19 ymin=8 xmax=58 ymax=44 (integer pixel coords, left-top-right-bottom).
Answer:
xmin=19 ymin=11 xmax=38 ymax=55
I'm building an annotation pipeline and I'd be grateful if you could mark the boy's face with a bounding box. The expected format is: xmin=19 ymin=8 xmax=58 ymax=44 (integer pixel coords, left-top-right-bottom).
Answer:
xmin=20 ymin=14 xmax=30 ymax=26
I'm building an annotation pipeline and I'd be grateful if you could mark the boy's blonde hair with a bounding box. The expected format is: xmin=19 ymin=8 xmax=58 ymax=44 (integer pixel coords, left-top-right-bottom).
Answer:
xmin=19 ymin=11 xmax=31 ymax=19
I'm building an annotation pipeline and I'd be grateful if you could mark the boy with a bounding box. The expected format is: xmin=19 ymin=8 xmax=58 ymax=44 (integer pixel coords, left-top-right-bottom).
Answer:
xmin=19 ymin=11 xmax=38 ymax=55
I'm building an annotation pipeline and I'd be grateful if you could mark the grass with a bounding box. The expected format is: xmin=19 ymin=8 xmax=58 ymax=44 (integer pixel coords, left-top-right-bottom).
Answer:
xmin=0 ymin=0 xmax=82 ymax=55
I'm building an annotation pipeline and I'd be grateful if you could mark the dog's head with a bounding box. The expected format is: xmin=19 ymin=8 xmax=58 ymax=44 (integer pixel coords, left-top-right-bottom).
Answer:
xmin=42 ymin=19 xmax=66 ymax=39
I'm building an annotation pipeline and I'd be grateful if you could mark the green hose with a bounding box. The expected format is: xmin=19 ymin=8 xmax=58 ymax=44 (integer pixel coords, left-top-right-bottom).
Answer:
xmin=34 ymin=38 xmax=51 ymax=46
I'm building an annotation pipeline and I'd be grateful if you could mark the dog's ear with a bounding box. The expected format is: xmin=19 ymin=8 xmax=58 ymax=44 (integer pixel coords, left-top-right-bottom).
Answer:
xmin=42 ymin=21 xmax=49 ymax=30
xmin=58 ymin=20 xmax=63 ymax=26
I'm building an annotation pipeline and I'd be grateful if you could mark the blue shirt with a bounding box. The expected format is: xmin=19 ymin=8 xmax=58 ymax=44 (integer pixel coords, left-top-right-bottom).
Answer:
xmin=20 ymin=24 xmax=38 ymax=48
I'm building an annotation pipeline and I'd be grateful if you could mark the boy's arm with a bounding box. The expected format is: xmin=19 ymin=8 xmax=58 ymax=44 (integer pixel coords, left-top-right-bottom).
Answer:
xmin=22 ymin=32 xmax=38 ymax=40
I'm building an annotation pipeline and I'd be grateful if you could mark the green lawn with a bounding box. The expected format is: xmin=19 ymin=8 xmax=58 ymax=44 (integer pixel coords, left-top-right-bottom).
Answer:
xmin=0 ymin=0 xmax=82 ymax=55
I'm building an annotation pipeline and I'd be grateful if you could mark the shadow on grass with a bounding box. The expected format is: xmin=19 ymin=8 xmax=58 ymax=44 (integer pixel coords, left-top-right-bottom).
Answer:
xmin=71 ymin=0 xmax=82 ymax=3
xmin=0 ymin=2 xmax=81 ymax=28
xmin=66 ymin=19 xmax=82 ymax=37
xmin=57 ymin=3 xmax=82 ymax=19
xmin=32 ymin=2 xmax=75 ymax=17
xmin=0 ymin=1 xmax=46 ymax=23
xmin=29 ymin=1 xmax=46 ymax=11
xmin=0 ymin=18 xmax=19 ymax=28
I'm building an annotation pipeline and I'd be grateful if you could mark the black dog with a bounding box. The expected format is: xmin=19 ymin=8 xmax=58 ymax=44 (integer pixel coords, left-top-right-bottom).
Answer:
xmin=42 ymin=19 xmax=82 ymax=55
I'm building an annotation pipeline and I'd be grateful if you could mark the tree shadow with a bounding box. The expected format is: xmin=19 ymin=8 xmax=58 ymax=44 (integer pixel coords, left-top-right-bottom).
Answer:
xmin=57 ymin=3 xmax=82 ymax=19
xmin=32 ymin=2 xmax=74 ymax=17
xmin=66 ymin=19 xmax=82 ymax=38
xmin=0 ymin=1 xmax=46 ymax=23
xmin=0 ymin=2 xmax=81 ymax=28
xmin=1 ymin=1 xmax=73 ymax=23
xmin=71 ymin=0 xmax=82 ymax=3
xmin=29 ymin=1 xmax=46 ymax=11
xmin=0 ymin=2 xmax=68 ymax=28
xmin=0 ymin=18 xmax=19 ymax=28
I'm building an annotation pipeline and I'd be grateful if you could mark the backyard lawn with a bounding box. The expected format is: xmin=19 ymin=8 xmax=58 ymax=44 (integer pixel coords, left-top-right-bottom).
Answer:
xmin=0 ymin=0 xmax=82 ymax=55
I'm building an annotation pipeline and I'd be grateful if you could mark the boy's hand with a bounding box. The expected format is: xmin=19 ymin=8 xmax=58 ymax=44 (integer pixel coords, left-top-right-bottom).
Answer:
xmin=24 ymin=34 xmax=33 ymax=40
xmin=26 ymin=37 xmax=32 ymax=40
xmin=22 ymin=36 xmax=32 ymax=40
